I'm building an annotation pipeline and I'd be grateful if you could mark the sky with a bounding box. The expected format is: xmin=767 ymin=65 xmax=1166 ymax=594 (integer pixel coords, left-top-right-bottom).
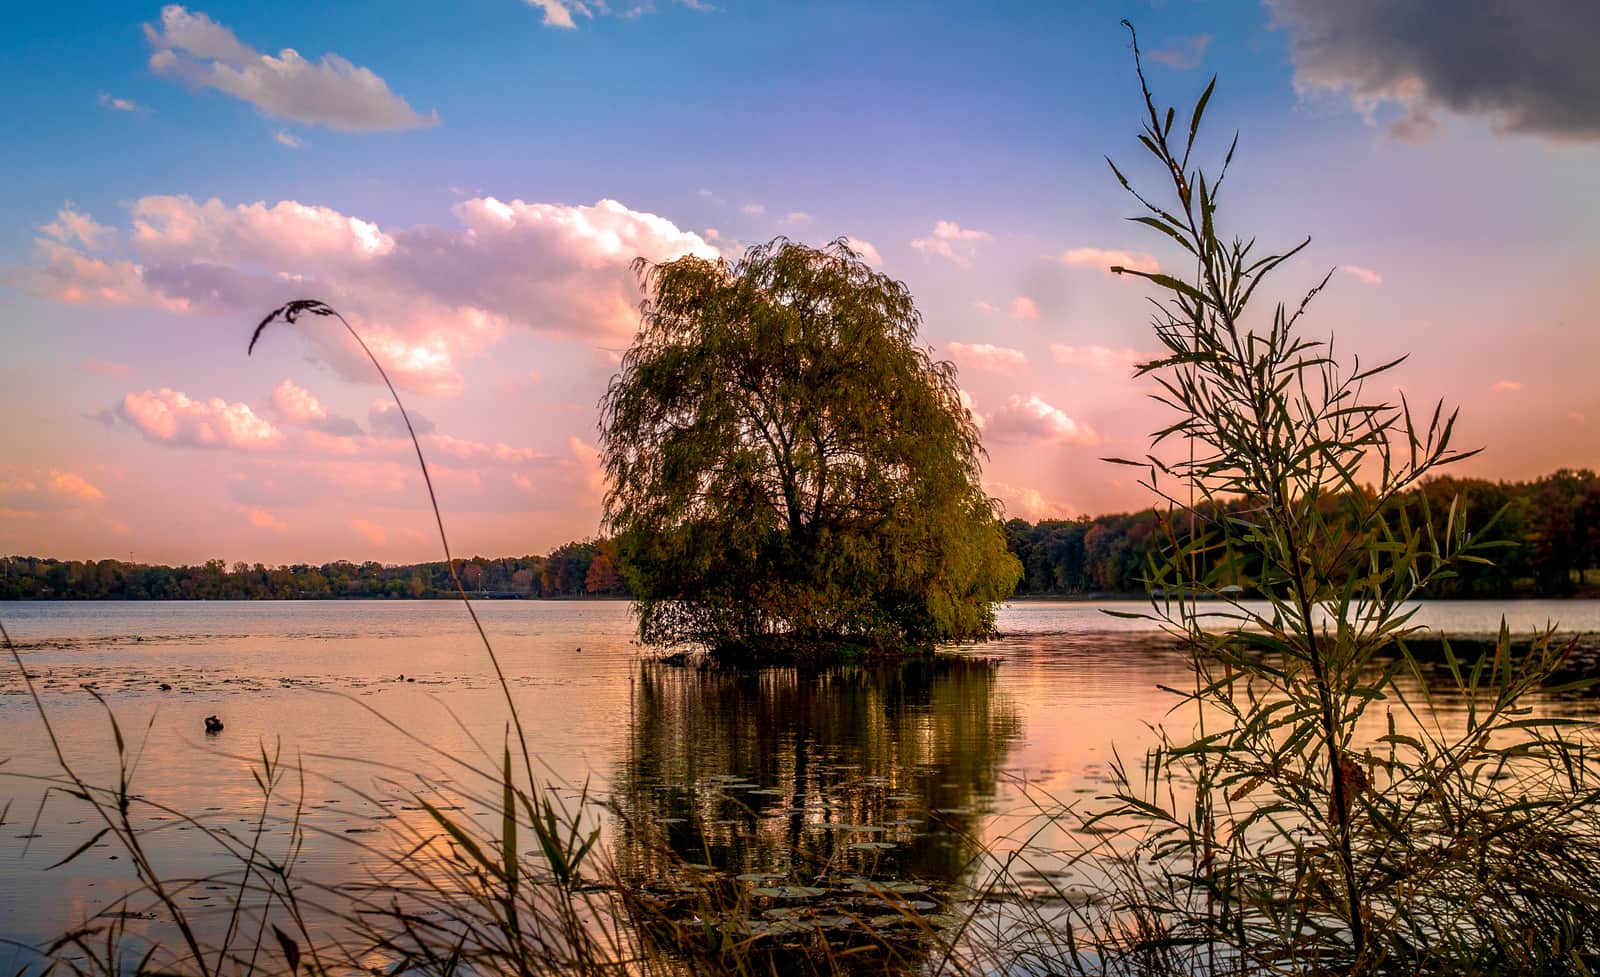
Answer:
xmin=2 ymin=0 xmax=1598 ymax=566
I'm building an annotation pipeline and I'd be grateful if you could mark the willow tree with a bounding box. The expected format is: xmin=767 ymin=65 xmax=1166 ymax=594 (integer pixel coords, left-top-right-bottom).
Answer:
xmin=599 ymin=237 xmax=1020 ymax=657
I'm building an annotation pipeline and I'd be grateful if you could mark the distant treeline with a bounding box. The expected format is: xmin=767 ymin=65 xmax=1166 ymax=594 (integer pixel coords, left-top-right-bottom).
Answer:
xmin=6 ymin=470 xmax=1600 ymax=601
xmin=0 ymin=539 xmax=626 ymax=601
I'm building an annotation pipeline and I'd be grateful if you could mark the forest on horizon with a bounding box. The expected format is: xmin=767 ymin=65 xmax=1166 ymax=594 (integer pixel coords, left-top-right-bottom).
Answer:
xmin=7 ymin=469 xmax=1600 ymax=603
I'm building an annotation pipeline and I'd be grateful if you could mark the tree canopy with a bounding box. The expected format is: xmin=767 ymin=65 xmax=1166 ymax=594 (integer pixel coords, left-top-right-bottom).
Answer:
xmin=599 ymin=237 xmax=1020 ymax=656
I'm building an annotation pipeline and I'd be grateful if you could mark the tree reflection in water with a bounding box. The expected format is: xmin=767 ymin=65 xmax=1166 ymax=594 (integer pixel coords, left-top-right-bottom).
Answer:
xmin=607 ymin=655 xmax=1020 ymax=971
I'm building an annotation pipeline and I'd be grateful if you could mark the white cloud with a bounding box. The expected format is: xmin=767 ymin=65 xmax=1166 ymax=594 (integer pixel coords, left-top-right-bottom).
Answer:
xmin=985 ymin=394 xmax=1099 ymax=446
xmin=1343 ymin=264 xmax=1383 ymax=285
xmin=526 ymin=0 xmax=579 ymax=28
xmin=740 ymin=202 xmax=766 ymax=217
xmin=947 ymin=342 xmax=1028 ymax=374
xmin=524 ymin=0 xmax=715 ymax=28
xmin=273 ymin=129 xmax=304 ymax=149
xmin=778 ymin=211 xmax=813 ymax=225
xmin=1050 ymin=344 xmax=1145 ymax=374
xmin=1011 ymin=296 xmax=1040 ymax=321
xmin=26 ymin=194 xmax=719 ymax=395
xmin=1146 ymin=34 xmax=1213 ymax=71
xmin=145 ymin=5 xmax=437 ymax=132
xmin=843 ymin=237 xmax=882 ymax=265
xmin=1057 ymin=247 xmax=1161 ymax=276
xmin=119 ymin=387 xmax=285 ymax=450
xmin=98 ymin=93 xmax=148 ymax=113
xmin=911 ymin=220 xmax=993 ymax=265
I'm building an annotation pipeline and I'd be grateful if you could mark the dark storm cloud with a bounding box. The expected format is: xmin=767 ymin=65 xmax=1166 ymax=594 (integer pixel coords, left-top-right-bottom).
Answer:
xmin=1267 ymin=0 xmax=1600 ymax=141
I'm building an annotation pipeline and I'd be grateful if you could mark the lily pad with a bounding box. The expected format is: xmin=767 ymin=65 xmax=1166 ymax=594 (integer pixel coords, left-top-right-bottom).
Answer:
xmin=752 ymin=885 xmax=828 ymax=899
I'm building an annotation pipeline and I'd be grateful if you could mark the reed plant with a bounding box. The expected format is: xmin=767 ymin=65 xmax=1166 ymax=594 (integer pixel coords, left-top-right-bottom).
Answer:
xmin=1026 ymin=23 xmax=1600 ymax=976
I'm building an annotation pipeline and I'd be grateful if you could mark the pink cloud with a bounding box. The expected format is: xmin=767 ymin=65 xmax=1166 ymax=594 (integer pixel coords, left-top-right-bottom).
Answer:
xmin=1011 ymin=296 xmax=1040 ymax=321
xmin=351 ymin=519 xmax=387 ymax=545
xmin=1343 ymin=264 xmax=1384 ymax=285
xmin=844 ymin=237 xmax=883 ymax=266
xmin=244 ymin=506 xmax=287 ymax=532
xmin=48 ymin=470 xmax=105 ymax=503
xmin=911 ymin=220 xmax=993 ymax=265
xmin=26 ymin=194 xmax=719 ymax=396
xmin=119 ymin=387 xmax=285 ymax=450
xmin=42 ymin=207 xmax=117 ymax=249
xmin=1493 ymin=379 xmax=1523 ymax=392
xmin=272 ymin=379 xmax=328 ymax=425
xmin=1050 ymin=344 xmax=1145 ymax=374
xmin=984 ymin=480 xmax=1072 ymax=522
xmin=984 ymin=394 xmax=1099 ymax=446
xmin=947 ymin=342 xmax=1028 ymax=374
xmin=426 ymin=433 xmax=541 ymax=466
xmin=1057 ymin=247 xmax=1161 ymax=276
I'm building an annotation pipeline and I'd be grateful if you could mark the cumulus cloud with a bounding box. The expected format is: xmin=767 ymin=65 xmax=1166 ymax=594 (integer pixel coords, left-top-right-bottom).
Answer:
xmin=843 ymin=237 xmax=882 ymax=266
xmin=145 ymin=5 xmax=437 ymax=132
xmin=984 ymin=394 xmax=1099 ymax=446
xmin=118 ymin=387 xmax=285 ymax=450
xmin=1057 ymin=248 xmax=1161 ymax=276
xmin=1268 ymin=0 xmax=1600 ymax=141
xmin=1146 ymin=34 xmax=1213 ymax=71
xmin=24 ymin=194 xmax=719 ymax=395
xmin=272 ymin=379 xmax=362 ymax=435
xmin=1343 ymin=264 xmax=1384 ymax=285
xmin=1050 ymin=344 xmax=1145 ymax=374
xmin=947 ymin=342 xmax=1028 ymax=374
xmin=1011 ymin=296 xmax=1040 ymax=321
xmin=911 ymin=220 xmax=992 ymax=266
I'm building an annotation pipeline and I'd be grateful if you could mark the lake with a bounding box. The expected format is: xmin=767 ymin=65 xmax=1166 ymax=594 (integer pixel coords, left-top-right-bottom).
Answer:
xmin=2 ymin=598 xmax=1597 ymax=970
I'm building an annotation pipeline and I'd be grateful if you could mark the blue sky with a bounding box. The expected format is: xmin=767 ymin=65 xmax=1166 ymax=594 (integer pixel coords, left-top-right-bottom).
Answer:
xmin=3 ymin=0 xmax=1598 ymax=563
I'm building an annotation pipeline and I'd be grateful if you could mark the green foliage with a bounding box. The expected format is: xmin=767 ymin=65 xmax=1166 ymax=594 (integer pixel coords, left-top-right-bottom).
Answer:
xmin=599 ymin=237 xmax=1020 ymax=655
xmin=1056 ymin=25 xmax=1600 ymax=975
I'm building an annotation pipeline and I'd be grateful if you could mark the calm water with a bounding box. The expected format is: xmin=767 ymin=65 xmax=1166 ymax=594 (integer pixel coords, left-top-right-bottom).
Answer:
xmin=2 ymin=598 xmax=1596 ymax=967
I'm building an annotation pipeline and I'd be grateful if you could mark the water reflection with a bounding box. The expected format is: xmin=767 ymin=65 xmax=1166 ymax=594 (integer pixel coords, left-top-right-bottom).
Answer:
xmin=612 ymin=656 xmax=1020 ymax=883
